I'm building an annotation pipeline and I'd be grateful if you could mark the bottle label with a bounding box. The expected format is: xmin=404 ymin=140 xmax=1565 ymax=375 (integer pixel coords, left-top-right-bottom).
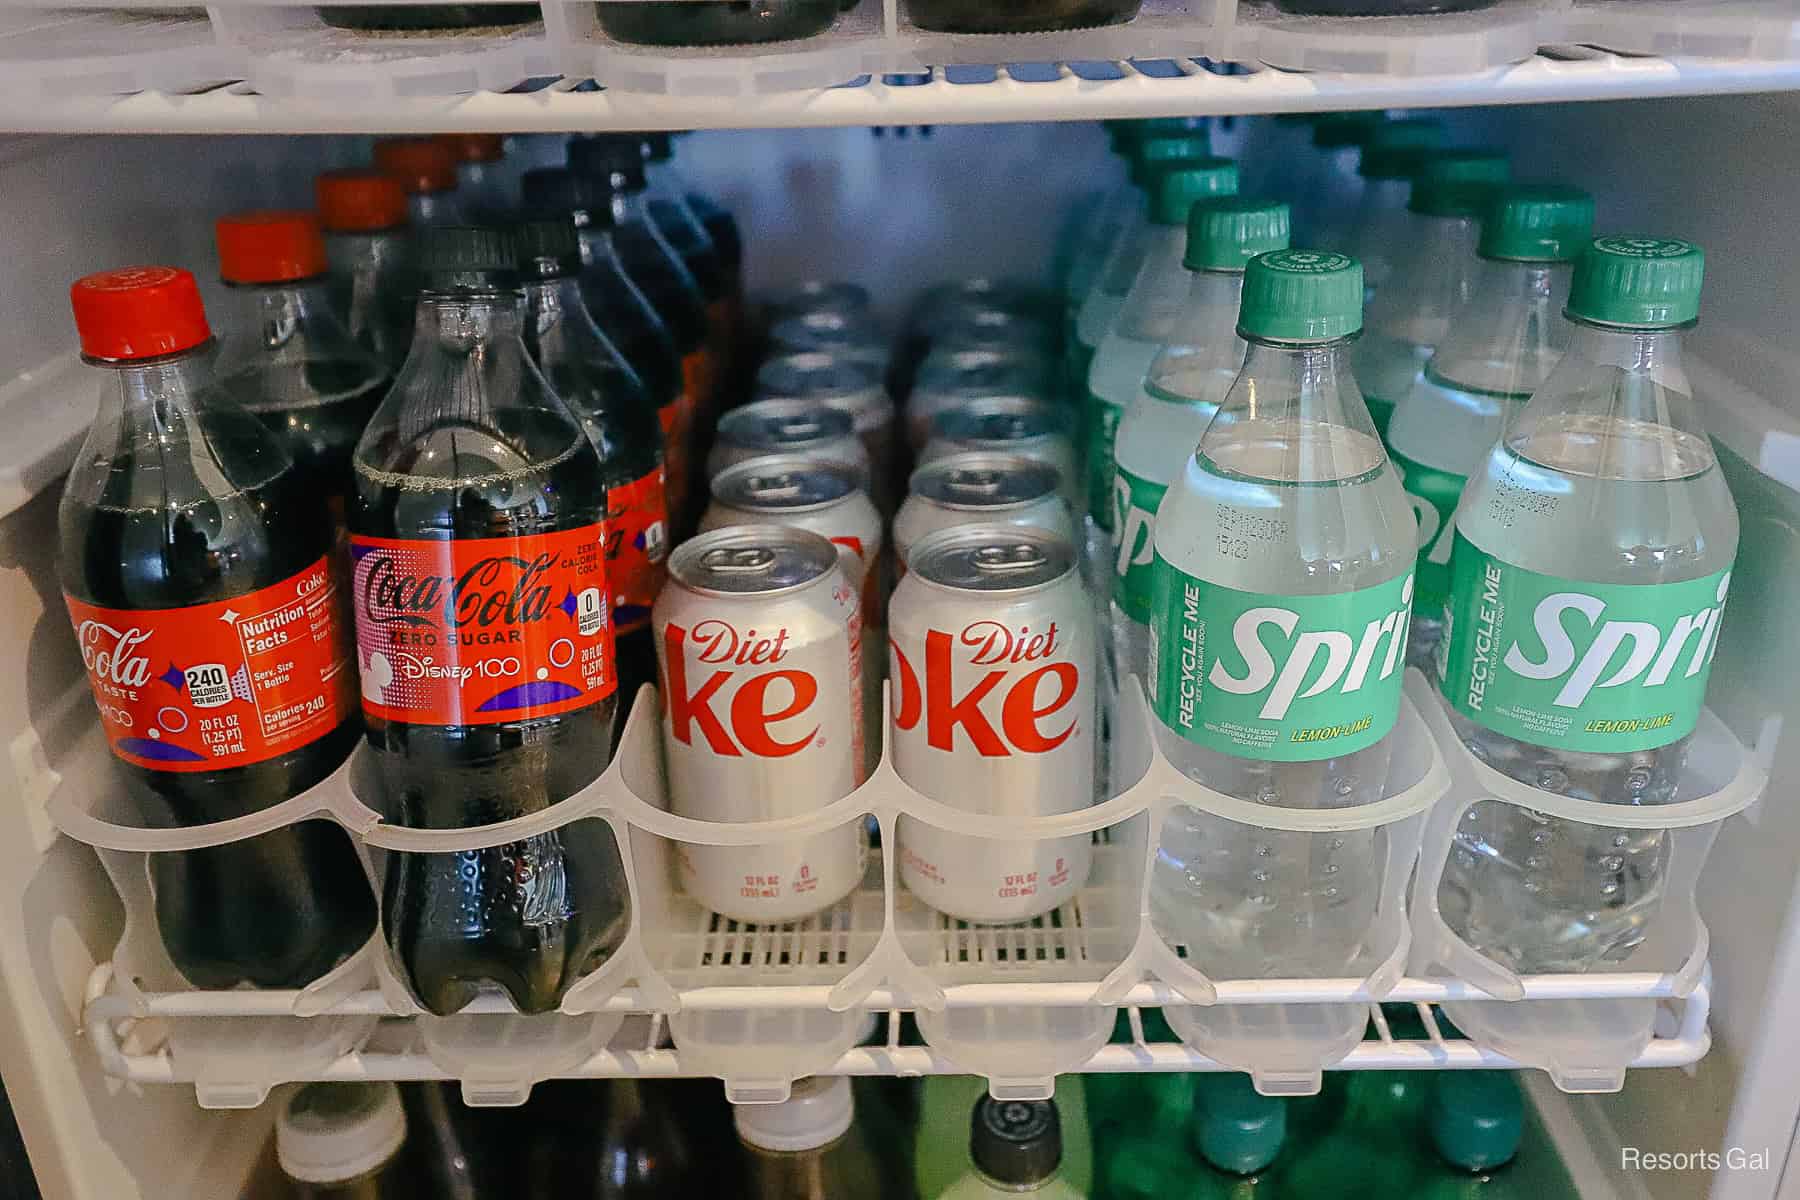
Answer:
xmin=1084 ymin=390 xmax=1122 ymax=531
xmin=1437 ymin=533 xmax=1731 ymax=753
xmin=65 ymin=555 xmax=355 ymax=772
xmin=1390 ymin=449 xmax=1467 ymax=618
xmin=1110 ymin=466 xmax=1167 ymax=624
xmin=1149 ymin=560 xmax=1414 ymax=762
xmin=606 ymin=468 xmax=669 ymax=634
xmin=351 ymin=526 xmax=617 ymax=727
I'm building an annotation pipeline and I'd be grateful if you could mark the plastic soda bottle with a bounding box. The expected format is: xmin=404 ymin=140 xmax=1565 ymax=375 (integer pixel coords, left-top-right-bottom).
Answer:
xmin=1434 ymin=238 xmax=1737 ymax=973
xmin=1388 ymin=185 xmax=1594 ymax=667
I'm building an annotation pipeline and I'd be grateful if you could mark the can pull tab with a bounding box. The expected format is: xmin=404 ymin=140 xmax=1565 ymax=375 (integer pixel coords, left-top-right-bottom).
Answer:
xmin=745 ymin=473 xmax=808 ymax=503
xmin=973 ymin=543 xmax=1047 ymax=573
xmin=946 ymin=468 xmax=1004 ymax=497
xmin=701 ymin=547 xmax=778 ymax=574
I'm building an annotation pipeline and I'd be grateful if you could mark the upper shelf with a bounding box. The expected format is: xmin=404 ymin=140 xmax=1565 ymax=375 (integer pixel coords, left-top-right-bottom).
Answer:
xmin=7 ymin=49 xmax=1800 ymax=134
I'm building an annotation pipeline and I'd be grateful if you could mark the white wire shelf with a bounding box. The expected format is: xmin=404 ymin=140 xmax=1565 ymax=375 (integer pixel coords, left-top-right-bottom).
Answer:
xmin=6 ymin=49 xmax=1800 ymax=133
xmin=83 ymin=961 xmax=1713 ymax=1089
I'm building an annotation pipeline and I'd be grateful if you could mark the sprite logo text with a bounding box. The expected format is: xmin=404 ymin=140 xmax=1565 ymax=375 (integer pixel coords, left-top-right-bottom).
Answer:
xmin=1439 ymin=534 xmax=1731 ymax=752
xmin=1110 ymin=467 xmax=1167 ymax=623
xmin=1150 ymin=561 xmax=1413 ymax=762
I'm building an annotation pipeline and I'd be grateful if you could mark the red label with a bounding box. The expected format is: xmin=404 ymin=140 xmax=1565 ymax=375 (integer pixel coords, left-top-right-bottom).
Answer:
xmin=659 ymin=396 xmax=695 ymax=517
xmin=891 ymin=621 xmax=1080 ymax=757
xmin=350 ymin=527 xmax=616 ymax=727
xmin=65 ymin=556 xmax=355 ymax=772
xmin=606 ymin=469 xmax=669 ymax=634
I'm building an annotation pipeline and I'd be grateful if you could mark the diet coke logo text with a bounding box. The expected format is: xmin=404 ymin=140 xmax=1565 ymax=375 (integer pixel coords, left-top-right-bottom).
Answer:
xmin=77 ymin=621 xmax=153 ymax=689
xmin=891 ymin=621 xmax=1080 ymax=757
xmin=663 ymin=620 xmax=819 ymax=757
xmin=362 ymin=552 xmax=556 ymax=629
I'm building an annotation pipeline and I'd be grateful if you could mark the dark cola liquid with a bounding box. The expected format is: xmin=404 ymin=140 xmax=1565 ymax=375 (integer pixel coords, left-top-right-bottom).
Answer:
xmin=61 ymin=402 xmax=374 ymax=990
xmin=354 ymin=401 xmax=629 ymax=1017
xmin=686 ymin=192 xmax=743 ymax=285
xmin=216 ymin=360 xmax=388 ymax=516
xmin=612 ymin=218 xmax=710 ymax=362
xmin=647 ymin=197 xmax=725 ymax=308
xmin=580 ymin=254 xmax=683 ymax=414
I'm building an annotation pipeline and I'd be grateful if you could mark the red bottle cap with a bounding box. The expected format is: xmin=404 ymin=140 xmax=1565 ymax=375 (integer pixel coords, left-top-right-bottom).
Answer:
xmin=70 ymin=267 xmax=212 ymax=360
xmin=373 ymin=138 xmax=458 ymax=194
xmin=437 ymin=133 xmax=505 ymax=164
xmin=215 ymin=210 xmax=329 ymax=285
xmin=316 ymin=168 xmax=409 ymax=233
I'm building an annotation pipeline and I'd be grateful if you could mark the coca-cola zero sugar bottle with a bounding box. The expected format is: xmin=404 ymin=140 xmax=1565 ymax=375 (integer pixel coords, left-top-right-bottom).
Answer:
xmin=350 ymin=226 xmax=629 ymax=1016
xmin=60 ymin=266 xmax=375 ymax=988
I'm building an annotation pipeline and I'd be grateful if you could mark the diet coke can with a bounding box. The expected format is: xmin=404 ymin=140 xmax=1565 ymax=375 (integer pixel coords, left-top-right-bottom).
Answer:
xmin=905 ymin=347 xmax=1056 ymax=450
xmin=889 ymin=524 xmax=1095 ymax=924
xmin=894 ymin=452 xmax=1074 ymax=575
xmin=919 ymin=396 xmax=1079 ymax=511
xmin=707 ymin=397 xmax=872 ymax=486
xmin=757 ymin=350 xmax=900 ymax=514
xmin=655 ymin=526 xmax=867 ymax=924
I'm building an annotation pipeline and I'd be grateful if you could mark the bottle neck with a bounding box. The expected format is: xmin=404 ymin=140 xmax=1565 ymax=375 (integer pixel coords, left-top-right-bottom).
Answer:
xmin=1145 ymin=269 xmax=1246 ymax=406
xmin=522 ymin=276 xmax=605 ymax=361
xmin=1114 ymin=224 xmax=1192 ymax=340
xmin=1366 ymin=211 xmax=1481 ymax=340
xmin=1428 ymin=258 xmax=1570 ymax=396
xmin=1201 ymin=334 xmax=1378 ymax=483
xmin=609 ymin=181 xmax=651 ymax=229
xmin=972 ymin=1166 xmax=1059 ymax=1194
xmin=412 ymin=290 xmax=526 ymax=348
xmin=1561 ymin=318 xmax=1686 ymax=375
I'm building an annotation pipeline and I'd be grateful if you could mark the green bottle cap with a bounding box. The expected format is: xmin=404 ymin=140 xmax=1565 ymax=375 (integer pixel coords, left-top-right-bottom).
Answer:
xmin=1358 ymin=118 xmax=1447 ymax=179
xmin=1479 ymin=184 xmax=1596 ymax=262
xmin=1193 ymin=1075 xmax=1287 ymax=1176
xmin=1131 ymin=134 xmax=1214 ymax=188
xmin=1150 ymin=158 xmax=1240 ymax=225
xmin=1312 ymin=110 xmax=1383 ymax=150
xmin=1429 ymin=1074 xmax=1524 ymax=1172
xmin=1185 ymin=197 xmax=1291 ymax=271
xmin=1565 ymin=235 xmax=1704 ymax=327
xmin=1407 ymin=149 xmax=1511 ymax=216
xmin=1237 ymin=249 xmax=1363 ymax=341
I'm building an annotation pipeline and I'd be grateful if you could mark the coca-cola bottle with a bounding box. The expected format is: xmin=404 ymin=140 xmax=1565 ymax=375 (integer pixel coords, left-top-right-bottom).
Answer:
xmin=211 ymin=210 xmax=390 ymax=518
xmin=565 ymin=137 xmax=716 ymax=445
xmin=315 ymin=168 xmax=416 ymax=374
xmin=514 ymin=212 xmax=670 ymax=715
xmin=60 ymin=266 xmax=375 ymax=988
xmin=520 ymin=167 xmax=693 ymax=519
xmin=350 ymin=226 xmax=630 ymax=1016
xmin=372 ymin=138 xmax=465 ymax=227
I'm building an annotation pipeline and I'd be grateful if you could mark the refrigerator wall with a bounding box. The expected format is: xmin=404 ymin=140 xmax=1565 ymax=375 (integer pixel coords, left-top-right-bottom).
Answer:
xmin=0 ymin=97 xmax=1796 ymax=1200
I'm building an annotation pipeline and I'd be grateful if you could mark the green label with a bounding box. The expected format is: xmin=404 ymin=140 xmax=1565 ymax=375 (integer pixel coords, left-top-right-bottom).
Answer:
xmin=1390 ymin=449 xmax=1467 ymax=617
xmin=1437 ymin=533 xmax=1733 ymax=753
xmin=1084 ymin=391 xmax=1122 ymax=530
xmin=1149 ymin=561 xmax=1414 ymax=762
xmin=1365 ymin=392 xmax=1397 ymax=441
xmin=1110 ymin=466 xmax=1167 ymax=623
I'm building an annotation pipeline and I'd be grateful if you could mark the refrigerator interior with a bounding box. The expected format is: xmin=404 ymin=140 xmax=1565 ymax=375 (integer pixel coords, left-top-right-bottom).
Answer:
xmin=0 ymin=95 xmax=1796 ymax=1200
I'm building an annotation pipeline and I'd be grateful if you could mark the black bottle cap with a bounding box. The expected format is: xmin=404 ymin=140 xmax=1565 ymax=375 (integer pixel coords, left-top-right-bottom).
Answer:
xmin=970 ymin=1097 xmax=1061 ymax=1187
xmin=520 ymin=167 xmax=616 ymax=230
xmin=416 ymin=225 xmax=519 ymax=292
xmin=567 ymin=134 xmax=647 ymax=193
xmin=511 ymin=213 xmax=581 ymax=281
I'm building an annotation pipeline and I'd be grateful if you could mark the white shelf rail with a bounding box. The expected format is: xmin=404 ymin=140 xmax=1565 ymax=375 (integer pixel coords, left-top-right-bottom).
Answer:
xmin=7 ymin=50 xmax=1800 ymax=134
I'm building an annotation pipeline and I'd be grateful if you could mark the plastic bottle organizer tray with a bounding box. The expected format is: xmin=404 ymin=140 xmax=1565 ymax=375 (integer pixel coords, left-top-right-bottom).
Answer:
xmin=66 ymin=668 xmax=1764 ymax=1108
xmin=13 ymin=0 xmax=1799 ymax=100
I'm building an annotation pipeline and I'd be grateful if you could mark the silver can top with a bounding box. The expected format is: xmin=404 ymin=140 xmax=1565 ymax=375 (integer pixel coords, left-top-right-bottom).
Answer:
xmin=711 ymin=454 xmax=864 ymax=515
xmin=769 ymin=312 xmax=886 ymax=364
xmin=908 ymin=523 xmax=1076 ymax=594
xmin=909 ymin=451 xmax=1062 ymax=512
xmin=669 ymin=525 xmax=840 ymax=597
xmin=913 ymin=348 xmax=1053 ymax=401
xmin=717 ymin=398 xmax=858 ymax=455
xmin=772 ymin=279 xmax=872 ymax=321
xmin=912 ymin=277 xmax=1050 ymax=326
xmin=756 ymin=350 xmax=886 ymax=406
xmin=935 ymin=305 xmax=1056 ymax=354
xmin=931 ymin=396 xmax=1073 ymax=449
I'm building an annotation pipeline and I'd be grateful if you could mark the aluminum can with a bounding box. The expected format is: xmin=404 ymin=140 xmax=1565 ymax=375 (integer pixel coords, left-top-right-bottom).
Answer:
xmin=905 ymin=347 xmax=1057 ymax=450
xmin=655 ymin=526 xmax=867 ymax=923
xmin=757 ymin=350 xmax=900 ymax=514
xmin=768 ymin=310 xmax=887 ymax=368
xmin=707 ymin=397 xmax=872 ymax=484
xmin=893 ymin=451 xmax=1073 ymax=575
xmin=889 ymin=523 xmax=1095 ymax=924
xmin=769 ymin=279 xmax=873 ymax=325
xmin=919 ymin=395 xmax=1079 ymax=511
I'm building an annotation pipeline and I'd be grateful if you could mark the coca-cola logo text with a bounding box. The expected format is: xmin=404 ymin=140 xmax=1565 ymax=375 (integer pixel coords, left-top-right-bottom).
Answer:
xmin=77 ymin=620 xmax=153 ymax=688
xmin=663 ymin=620 xmax=817 ymax=758
xmin=891 ymin=621 xmax=1080 ymax=757
xmin=363 ymin=552 xmax=556 ymax=629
